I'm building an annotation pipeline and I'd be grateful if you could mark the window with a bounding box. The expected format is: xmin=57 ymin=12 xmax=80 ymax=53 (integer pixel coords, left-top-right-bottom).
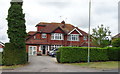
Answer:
xmin=34 ymin=36 xmax=36 ymax=39
xmin=83 ymin=36 xmax=87 ymax=40
xmin=51 ymin=45 xmax=62 ymax=50
xmin=42 ymin=33 xmax=46 ymax=38
xmin=68 ymin=34 xmax=79 ymax=41
xmin=51 ymin=33 xmax=63 ymax=40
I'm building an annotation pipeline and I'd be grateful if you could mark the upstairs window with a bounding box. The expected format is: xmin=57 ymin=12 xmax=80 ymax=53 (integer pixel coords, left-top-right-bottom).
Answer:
xmin=42 ymin=33 xmax=47 ymax=38
xmin=83 ymin=36 xmax=87 ymax=40
xmin=51 ymin=33 xmax=63 ymax=40
xmin=34 ymin=36 xmax=36 ymax=39
xmin=68 ymin=34 xmax=79 ymax=41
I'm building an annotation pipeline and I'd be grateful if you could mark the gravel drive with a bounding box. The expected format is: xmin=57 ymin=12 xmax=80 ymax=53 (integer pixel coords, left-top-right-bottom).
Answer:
xmin=2 ymin=56 xmax=118 ymax=72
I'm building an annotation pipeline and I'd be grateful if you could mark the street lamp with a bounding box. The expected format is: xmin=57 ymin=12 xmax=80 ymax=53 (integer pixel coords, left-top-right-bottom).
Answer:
xmin=88 ymin=0 xmax=91 ymax=63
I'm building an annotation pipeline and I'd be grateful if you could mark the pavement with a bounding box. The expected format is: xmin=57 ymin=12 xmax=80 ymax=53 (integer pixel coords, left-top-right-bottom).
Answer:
xmin=1 ymin=56 xmax=118 ymax=72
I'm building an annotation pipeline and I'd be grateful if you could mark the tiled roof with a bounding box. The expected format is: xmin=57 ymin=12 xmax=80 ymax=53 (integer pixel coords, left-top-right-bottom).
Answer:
xmin=26 ymin=39 xmax=49 ymax=45
xmin=28 ymin=31 xmax=36 ymax=35
xmin=27 ymin=22 xmax=88 ymax=40
xmin=112 ymin=33 xmax=120 ymax=38
xmin=35 ymin=22 xmax=87 ymax=35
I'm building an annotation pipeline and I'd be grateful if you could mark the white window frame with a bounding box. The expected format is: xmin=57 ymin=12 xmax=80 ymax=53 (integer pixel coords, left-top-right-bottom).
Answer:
xmin=68 ymin=34 xmax=79 ymax=41
xmin=34 ymin=36 xmax=36 ymax=39
xmin=51 ymin=45 xmax=62 ymax=50
xmin=51 ymin=33 xmax=63 ymax=40
xmin=28 ymin=46 xmax=37 ymax=55
xmin=83 ymin=36 xmax=87 ymax=40
xmin=42 ymin=33 xmax=47 ymax=38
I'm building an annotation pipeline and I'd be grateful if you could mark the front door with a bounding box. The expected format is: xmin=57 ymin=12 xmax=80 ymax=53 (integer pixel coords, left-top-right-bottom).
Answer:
xmin=41 ymin=45 xmax=48 ymax=55
xmin=29 ymin=46 xmax=37 ymax=56
xmin=42 ymin=46 xmax=46 ymax=54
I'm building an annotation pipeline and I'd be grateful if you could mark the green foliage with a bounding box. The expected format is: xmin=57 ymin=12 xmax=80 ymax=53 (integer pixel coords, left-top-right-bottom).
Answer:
xmin=56 ymin=51 xmax=60 ymax=63
xmin=107 ymin=47 xmax=120 ymax=61
xmin=0 ymin=52 xmax=2 ymax=65
xmin=57 ymin=47 xmax=109 ymax=63
xmin=2 ymin=43 xmax=27 ymax=66
xmin=7 ymin=2 xmax=26 ymax=48
xmin=92 ymin=24 xmax=111 ymax=47
xmin=56 ymin=47 xmax=120 ymax=63
xmin=112 ymin=38 xmax=120 ymax=47
xmin=3 ymin=1 xmax=28 ymax=65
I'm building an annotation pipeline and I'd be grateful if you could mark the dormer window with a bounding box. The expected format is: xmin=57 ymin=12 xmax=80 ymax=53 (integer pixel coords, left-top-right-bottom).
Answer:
xmin=42 ymin=33 xmax=47 ymax=38
xmin=68 ymin=34 xmax=79 ymax=41
xmin=51 ymin=33 xmax=63 ymax=40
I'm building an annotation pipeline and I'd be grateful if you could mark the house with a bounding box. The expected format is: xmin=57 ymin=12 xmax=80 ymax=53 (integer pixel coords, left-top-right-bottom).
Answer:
xmin=26 ymin=21 xmax=90 ymax=56
xmin=0 ymin=42 xmax=4 ymax=52
xmin=112 ymin=33 xmax=120 ymax=39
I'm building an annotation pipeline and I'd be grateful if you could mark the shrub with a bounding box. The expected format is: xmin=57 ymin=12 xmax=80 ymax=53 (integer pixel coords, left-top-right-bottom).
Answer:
xmin=58 ymin=47 xmax=109 ymax=63
xmin=2 ymin=43 xmax=27 ymax=66
xmin=0 ymin=52 xmax=2 ymax=65
xmin=107 ymin=47 xmax=120 ymax=61
xmin=112 ymin=38 xmax=120 ymax=47
xmin=56 ymin=51 xmax=60 ymax=63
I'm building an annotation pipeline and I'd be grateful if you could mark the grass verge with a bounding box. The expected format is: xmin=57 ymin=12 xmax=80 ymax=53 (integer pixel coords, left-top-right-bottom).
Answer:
xmin=0 ymin=63 xmax=29 ymax=70
xmin=69 ymin=61 xmax=119 ymax=69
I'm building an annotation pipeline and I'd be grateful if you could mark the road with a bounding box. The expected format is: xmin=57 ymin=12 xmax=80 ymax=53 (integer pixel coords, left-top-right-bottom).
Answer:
xmin=2 ymin=56 xmax=118 ymax=72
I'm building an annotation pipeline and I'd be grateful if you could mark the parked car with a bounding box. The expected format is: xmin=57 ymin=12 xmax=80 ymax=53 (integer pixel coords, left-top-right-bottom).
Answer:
xmin=49 ymin=48 xmax=58 ymax=57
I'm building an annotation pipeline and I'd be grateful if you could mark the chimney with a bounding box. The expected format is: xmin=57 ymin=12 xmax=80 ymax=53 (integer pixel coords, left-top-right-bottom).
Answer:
xmin=61 ymin=20 xmax=65 ymax=28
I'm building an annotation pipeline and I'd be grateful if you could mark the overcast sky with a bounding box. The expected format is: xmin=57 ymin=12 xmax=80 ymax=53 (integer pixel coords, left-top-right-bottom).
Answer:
xmin=0 ymin=0 xmax=119 ymax=43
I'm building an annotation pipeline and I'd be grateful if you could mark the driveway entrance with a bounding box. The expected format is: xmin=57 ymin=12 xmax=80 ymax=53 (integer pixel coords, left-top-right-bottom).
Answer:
xmin=2 ymin=56 xmax=104 ymax=72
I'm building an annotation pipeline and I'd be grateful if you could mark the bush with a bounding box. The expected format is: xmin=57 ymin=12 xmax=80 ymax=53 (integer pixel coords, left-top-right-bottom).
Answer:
xmin=112 ymin=38 xmax=120 ymax=47
xmin=2 ymin=43 xmax=27 ymax=66
xmin=107 ymin=47 xmax=120 ymax=61
xmin=56 ymin=51 xmax=60 ymax=63
xmin=0 ymin=52 xmax=2 ymax=65
xmin=58 ymin=47 xmax=109 ymax=63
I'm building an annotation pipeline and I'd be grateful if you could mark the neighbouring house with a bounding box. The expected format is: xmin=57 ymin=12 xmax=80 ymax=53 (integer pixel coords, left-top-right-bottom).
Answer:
xmin=112 ymin=33 xmax=120 ymax=39
xmin=26 ymin=21 xmax=92 ymax=56
xmin=0 ymin=42 xmax=4 ymax=52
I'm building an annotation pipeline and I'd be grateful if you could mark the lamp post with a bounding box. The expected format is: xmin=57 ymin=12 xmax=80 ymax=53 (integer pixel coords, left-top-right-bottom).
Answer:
xmin=88 ymin=0 xmax=91 ymax=63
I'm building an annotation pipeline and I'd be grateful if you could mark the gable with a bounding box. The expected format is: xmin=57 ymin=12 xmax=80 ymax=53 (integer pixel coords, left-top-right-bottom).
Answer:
xmin=68 ymin=28 xmax=82 ymax=35
xmin=70 ymin=30 xmax=79 ymax=34
xmin=52 ymin=27 xmax=65 ymax=33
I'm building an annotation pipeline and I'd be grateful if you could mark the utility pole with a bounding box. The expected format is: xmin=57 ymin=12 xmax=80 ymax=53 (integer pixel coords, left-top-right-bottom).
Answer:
xmin=88 ymin=0 xmax=91 ymax=63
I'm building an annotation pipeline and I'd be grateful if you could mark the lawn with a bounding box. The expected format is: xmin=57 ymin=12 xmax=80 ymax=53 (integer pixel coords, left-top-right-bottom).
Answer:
xmin=69 ymin=61 xmax=119 ymax=69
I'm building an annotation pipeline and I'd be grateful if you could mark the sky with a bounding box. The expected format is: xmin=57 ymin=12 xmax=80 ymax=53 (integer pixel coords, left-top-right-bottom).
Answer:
xmin=0 ymin=0 xmax=119 ymax=43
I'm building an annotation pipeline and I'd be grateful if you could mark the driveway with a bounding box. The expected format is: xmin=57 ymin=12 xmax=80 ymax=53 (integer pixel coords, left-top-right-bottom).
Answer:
xmin=2 ymin=56 xmax=117 ymax=72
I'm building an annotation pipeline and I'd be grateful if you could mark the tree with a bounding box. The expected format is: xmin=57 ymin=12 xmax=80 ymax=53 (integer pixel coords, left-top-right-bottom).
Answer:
xmin=3 ymin=0 xmax=27 ymax=65
xmin=92 ymin=24 xmax=111 ymax=47
xmin=112 ymin=38 xmax=120 ymax=47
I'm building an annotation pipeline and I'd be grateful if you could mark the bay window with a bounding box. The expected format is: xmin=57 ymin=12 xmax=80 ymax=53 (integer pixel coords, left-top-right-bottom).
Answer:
xmin=51 ymin=33 xmax=63 ymax=40
xmin=68 ymin=34 xmax=79 ymax=41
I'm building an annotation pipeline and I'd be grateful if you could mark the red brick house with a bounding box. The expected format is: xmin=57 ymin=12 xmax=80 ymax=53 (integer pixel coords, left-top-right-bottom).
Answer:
xmin=26 ymin=21 xmax=90 ymax=56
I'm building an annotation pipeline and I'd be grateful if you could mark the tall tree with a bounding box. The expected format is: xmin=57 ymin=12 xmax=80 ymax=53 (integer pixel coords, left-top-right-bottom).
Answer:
xmin=3 ymin=0 xmax=27 ymax=65
xmin=7 ymin=0 xmax=26 ymax=48
xmin=92 ymin=24 xmax=111 ymax=47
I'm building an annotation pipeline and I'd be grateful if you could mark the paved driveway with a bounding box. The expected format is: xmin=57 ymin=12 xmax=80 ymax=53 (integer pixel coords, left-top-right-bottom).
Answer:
xmin=2 ymin=56 xmax=117 ymax=72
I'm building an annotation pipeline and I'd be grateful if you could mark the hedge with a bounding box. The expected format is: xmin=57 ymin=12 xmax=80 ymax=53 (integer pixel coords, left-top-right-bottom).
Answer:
xmin=2 ymin=43 xmax=28 ymax=66
xmin=107 ymin=47 xmax=120 ymax=61
xmin=56 ymin=47 xmax=119 ymax=63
